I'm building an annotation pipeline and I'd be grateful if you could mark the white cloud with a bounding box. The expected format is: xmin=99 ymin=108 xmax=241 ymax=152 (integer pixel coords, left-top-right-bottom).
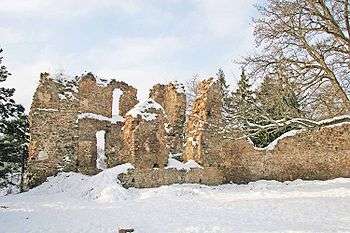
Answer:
xmin=194 ymin=0 xmax=255 ymax=37
xmin=0 ymin=27 xmax=24 ymax=44
xmin=0 ymin=0 xmax=142 ymax=18
xmin=1 ymin=0 xmax=257 ymax=111
xmin=4 ymin=35 xmax=187 ymax=109
xmin=85 ymin=36 xmax=185 ymax=68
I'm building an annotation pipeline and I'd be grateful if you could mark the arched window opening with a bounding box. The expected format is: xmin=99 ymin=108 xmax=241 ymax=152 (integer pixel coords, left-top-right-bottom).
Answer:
xmin=112 ymin=89 xmax=123 ymax=119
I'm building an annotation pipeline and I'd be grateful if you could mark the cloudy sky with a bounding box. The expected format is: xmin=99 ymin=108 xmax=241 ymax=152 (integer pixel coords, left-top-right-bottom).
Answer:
xmin=1 ymin=0 xmax=258 ymax=111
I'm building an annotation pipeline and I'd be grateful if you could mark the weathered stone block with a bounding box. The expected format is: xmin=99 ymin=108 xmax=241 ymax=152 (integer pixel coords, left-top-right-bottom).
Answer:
xmin=118 ymin=167 xmax=226 ymax=188
xmin=121 ymin=98 xmax=169 ymax=170
xmin=183 ymin=77 xmax=224 ymax=166
xmin=150 ymin=82 xmax=186 ymax=154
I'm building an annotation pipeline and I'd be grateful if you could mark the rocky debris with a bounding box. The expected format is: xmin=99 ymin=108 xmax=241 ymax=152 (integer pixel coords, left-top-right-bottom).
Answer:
xmin=150 ymin=82 xmax=186 ymax=155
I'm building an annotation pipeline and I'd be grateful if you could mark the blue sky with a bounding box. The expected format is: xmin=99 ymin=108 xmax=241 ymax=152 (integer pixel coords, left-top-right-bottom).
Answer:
xmin=1 ymin=0 xmax=258 ymax=110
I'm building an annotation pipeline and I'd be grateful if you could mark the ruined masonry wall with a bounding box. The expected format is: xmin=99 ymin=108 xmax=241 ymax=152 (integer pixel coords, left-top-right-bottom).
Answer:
xmin=218 ymin=123 xmax=350 ymax=183
xmin=79 ymin=73 xmax=138 ymax=117
xmin=27 ymin=74 xmax=350 ymax=189
xmin=27 ymin=73 xmax=79 ymax=187
xmin=183 ymin=78 xmax=224 ymax=166
xmin=118 ymin=167 xmax=226 ymax=188
xmin=120 ymin=99 xmax=169 ymax=170
xmin=182 ymin=77 xmax=350 ymax=184
xmin=150 ymin=82 xmax=186 ymax=155
xmin=26 ymin=73 xmax=138 ymax=188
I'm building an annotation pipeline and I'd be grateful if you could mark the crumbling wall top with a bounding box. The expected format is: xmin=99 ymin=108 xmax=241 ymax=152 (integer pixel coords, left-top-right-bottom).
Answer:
xmin=78 ymin=73 xmax=138 ymax=117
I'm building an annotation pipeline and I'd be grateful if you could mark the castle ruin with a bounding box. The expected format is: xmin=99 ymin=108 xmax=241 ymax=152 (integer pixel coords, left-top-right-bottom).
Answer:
xmin=25 ymin=73 xmax=350 ymax=189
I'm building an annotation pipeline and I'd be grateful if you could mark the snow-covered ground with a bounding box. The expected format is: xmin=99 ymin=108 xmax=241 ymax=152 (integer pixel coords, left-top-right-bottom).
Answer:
xmin=1 ymin=165 xmax=350 ymax=233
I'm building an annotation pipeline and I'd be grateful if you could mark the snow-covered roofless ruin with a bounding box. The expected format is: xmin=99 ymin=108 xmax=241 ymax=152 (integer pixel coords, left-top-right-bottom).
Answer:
xmin=25 ymin=73 xmax=350 ymax=189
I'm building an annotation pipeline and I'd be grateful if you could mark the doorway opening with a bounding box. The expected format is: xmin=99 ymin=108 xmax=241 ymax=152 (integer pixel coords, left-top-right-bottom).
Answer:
xmin=96 ymin=130 xmax=107 ymax=170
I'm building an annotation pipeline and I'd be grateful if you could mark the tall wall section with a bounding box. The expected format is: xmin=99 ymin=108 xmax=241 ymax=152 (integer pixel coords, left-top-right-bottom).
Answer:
xmin=120 ymin=98 xmax=169 ymax=169
xmin=76 ymin=74 xmax=138 ymax=174
xmin=150 ymin=82 xmax=186 ymax=155
xmin=26 ymin=73 xmax=138 ymax=188
xmin=183 ymin=78 xmax=224 ymax=166
xmin=27 ymin=73 xmax=79 ymax=188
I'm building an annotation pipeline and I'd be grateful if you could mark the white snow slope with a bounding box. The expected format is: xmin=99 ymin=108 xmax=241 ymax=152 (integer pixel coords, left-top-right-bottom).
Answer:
xmin=1 ymin=164 xmax=350 ymax=233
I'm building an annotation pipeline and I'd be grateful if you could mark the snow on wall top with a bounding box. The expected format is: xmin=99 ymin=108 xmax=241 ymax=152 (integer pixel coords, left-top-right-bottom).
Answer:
xmin=207 ymin=77 xmax=219 ymax=86
xmin=78 ymin=112 xmax=124 ymax=124
xmin=254 ymin=114 xmax=350 ymax=151
xmin=259 ymin=129 xmax=303 ymax=151
xmin=126 ymin=98 xmax=164 ymax=121
xmin=95 ymin=77 xmax=113 ymax=87
xmin=172 ymin=81 xmax=185 ymax=94
xmin=46 ymin=73 xmax=79 ymax=101
xmin=165 ymin=158 xmax=203 ymax=171
xmin=49 ymin=73 xmax=78 ymax=85
xmin=48 ymin=72 xmax=115 ymax=88
xmin=318 ymin=114 xmax=350 ymax=126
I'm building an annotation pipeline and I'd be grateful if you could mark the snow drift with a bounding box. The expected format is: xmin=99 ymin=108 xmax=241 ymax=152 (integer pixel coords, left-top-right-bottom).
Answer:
xmin=1 ymin=165 xmax=350 ymax=233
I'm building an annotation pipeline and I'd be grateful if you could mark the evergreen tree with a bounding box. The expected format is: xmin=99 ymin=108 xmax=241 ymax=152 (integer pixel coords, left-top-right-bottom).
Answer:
xmin=0 ymin=48 xmax=29 ymax=192
xmin=251 ymin=75 xmax=304 ymax=147
xmin=216 ymin=68 xmax=233 ymax=128
xmin=216 ymin=68 xmax=229 ymax=92
xmin=257 ymin=76 xmax=302 ymax=120
xmin=230 ymin=69 xmax=257 ymax=126
xmin=225 ymin=68 xmax=306 ymax=147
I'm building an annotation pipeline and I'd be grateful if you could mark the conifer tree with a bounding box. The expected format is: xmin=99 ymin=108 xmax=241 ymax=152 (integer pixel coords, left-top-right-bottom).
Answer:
xmin=250 ymin=75 xmax=304 ymax=147
xmin=216 ymin=68 xmax=229 ymax=92
xmin=0 ymin=48 xmax=29 ymax=192
xmin=216 ymin=68 xmax=233 ymax=126
xmin=230 ymin=69 xmax=256 ymax=126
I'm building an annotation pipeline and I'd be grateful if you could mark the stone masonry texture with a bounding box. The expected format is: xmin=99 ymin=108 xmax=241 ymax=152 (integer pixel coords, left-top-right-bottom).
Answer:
xmin=149 ymin=82 xmax=186 ymax=155
xmin=26 ymin=74 xmax=350 ymax=189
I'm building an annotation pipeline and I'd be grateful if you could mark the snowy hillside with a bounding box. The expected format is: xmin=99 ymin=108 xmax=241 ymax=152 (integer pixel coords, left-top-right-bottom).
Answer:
xmin=1 ymin=165 xmax=350 ymax=233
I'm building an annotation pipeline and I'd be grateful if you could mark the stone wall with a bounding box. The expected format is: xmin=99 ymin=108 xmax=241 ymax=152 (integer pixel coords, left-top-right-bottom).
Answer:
xmin=27 ymin=74 xmax=350 ymax=189
xmin=76 ymin=74 xmax=138 ymax=175
xmin=150 ymin=82 xmax=186 ymax=155
xmin=79 ymin=73 xmax=138 ymax=117
xmin=120 ymin=99 xmax=169 ymax=169
xmin=76 ymin=118 xmax=124 ymax=175
xmin=183 ymin=78 xmax=224 ymax=166
xmin=27 ymin=73 xmax=79 ymax=188
xmin=118 ymin=167 xmax=226 ymax=188
xmin=26 ymin=73 xmax=138 ymax=188
xmin=218 ymin=123 xmax=350 ymax=183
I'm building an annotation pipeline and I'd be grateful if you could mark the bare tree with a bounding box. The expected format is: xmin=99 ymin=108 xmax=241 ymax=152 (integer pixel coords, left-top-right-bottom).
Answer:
xmin=242 ymin=0 xmax=350 ymax=118
xmin=184 ymin=74 xmax=201 ymax=114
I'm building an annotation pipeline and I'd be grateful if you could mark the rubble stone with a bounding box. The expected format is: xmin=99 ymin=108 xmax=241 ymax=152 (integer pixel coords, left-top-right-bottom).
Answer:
xmin=183 ymin=77 xmax=224 ymax=166
xmin=26 ymin=73 xmax=137 ymax=188
xmin=27 ymin=74 xmax=350 ymax=189
xmin=121 ymin=98 xmax=168 ymax=169
xmin=150 ymin=82 xmax=186 ymax=155
xmin=118 ymin=167 xmax=226 ymax=188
